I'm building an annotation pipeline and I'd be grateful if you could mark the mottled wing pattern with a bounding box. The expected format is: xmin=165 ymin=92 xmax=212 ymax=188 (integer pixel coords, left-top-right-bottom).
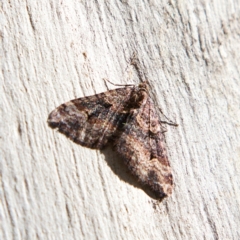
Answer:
xmin=114 ymin=90 xmax=173 ymax=198
xmin=48 ymin=87 xmax=133 ymax=149
xmin=48 ymin=82 xmax=173 ymax=198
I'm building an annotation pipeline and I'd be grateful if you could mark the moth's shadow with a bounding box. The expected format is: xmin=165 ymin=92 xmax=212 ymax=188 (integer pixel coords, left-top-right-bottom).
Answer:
xmin=100 ymin=146 xmax=162 ymax=201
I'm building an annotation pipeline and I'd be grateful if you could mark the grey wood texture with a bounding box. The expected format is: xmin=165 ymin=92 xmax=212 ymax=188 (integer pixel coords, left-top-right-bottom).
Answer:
xmin=1 ymin=0 xmax=240 ymax=239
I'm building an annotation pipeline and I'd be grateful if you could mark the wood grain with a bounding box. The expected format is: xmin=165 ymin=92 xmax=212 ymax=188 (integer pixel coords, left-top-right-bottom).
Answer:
xmin=1 ymin=0 xmax=240 ymax=239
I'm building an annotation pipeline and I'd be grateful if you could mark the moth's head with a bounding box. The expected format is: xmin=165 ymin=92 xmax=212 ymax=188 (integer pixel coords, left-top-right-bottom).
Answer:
xmin=128 ymin=81 xmax=149 ymax=108
xmin=138 ymin=81 xmax=149 ymax=92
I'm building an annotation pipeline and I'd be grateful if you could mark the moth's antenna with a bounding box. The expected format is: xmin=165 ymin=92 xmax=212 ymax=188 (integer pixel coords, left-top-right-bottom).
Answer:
xmin=128 ymin=52 xmax=146 ymax=83
xmin=103 ymin=78 xmax=135 ymax=87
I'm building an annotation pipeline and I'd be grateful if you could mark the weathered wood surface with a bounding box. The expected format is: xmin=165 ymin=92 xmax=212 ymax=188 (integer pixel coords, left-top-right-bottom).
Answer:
xmin=1 ymin=1 xmax=240 ymax=239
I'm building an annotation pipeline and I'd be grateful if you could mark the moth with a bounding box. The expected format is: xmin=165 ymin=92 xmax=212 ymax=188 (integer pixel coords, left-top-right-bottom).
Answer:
xmin=48 ymin=82 xmax=173 ymax=199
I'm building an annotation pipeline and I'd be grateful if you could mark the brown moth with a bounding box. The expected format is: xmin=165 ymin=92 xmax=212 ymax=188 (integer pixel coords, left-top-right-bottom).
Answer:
xmin=48 ymin=82 xmax=173 ymax=199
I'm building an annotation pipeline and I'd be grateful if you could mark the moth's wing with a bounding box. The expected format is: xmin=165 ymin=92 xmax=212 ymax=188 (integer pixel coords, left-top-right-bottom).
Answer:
xmin=48 ymin=87 xmax=133 ymax=149
xmin=114 ymin=96 xmax=173 ymax=198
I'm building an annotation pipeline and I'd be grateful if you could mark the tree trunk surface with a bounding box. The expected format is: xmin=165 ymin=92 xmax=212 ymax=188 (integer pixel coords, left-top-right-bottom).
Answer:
xmin=2 ymin=1 xmax=240 ymax=239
